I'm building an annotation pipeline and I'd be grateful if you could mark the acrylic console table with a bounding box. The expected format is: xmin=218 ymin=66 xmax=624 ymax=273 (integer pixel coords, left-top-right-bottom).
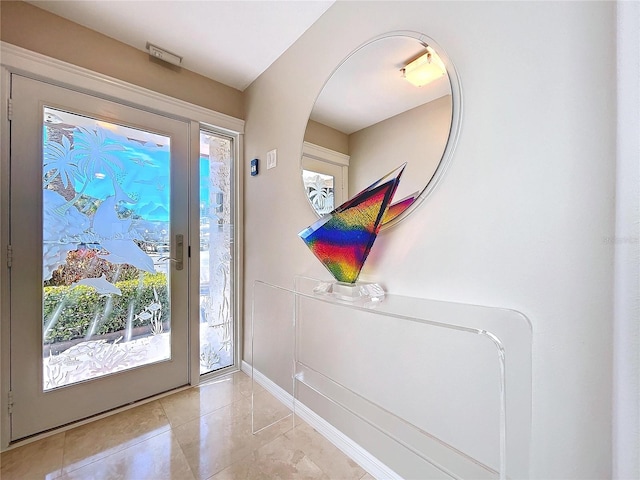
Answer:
xmin=250 ymin=277 xmax=532 ymax=480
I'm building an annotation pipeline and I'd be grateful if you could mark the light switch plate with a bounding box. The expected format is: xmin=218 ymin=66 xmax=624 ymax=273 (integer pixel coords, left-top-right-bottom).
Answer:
xmin=267 ymin=149 xmax=277 ymax=169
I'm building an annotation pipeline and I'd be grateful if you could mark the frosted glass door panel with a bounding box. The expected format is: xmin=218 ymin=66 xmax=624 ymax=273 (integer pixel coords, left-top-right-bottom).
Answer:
xmin=301 ymin=156 xmax=346 ymax=216
xmin=303 ymin=170 xmax=335 ymax=214
xmin=42 ymin=107 xmax=173 ymax=390
xmin=9 ymin=75 xmax=190 ymax=440
xmin=199 ymin=131 xmax=234 ymax=374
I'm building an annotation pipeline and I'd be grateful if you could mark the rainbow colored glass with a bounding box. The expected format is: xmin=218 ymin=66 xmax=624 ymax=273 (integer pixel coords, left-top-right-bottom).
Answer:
xmin=382 ymin=192 xmax=418 ymax=225
xmin=299 ymin=164 xmax=409 ymax=284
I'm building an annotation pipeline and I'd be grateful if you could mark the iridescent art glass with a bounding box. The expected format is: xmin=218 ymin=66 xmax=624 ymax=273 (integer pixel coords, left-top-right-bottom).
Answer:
xmin=299 ymin=164 xmax=409 ymax=286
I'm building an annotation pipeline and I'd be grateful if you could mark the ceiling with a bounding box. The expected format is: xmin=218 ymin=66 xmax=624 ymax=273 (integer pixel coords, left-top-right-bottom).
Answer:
xmin=27 ymin=0 xmax=335 ymax=91
xmin=310 ymin=35 xmax=451 ymax=134
xmin=27 ymin=1 xmax=451 ymax=134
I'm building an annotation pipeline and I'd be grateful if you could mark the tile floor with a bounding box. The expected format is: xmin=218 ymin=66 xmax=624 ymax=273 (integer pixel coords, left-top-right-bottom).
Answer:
xmin=0 ymin=371 xmax=376 ymax=480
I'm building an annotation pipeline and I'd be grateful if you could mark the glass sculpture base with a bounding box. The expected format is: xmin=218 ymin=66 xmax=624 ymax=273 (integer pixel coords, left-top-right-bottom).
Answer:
xmin=312 ymin=281 xmax=385 ymax=302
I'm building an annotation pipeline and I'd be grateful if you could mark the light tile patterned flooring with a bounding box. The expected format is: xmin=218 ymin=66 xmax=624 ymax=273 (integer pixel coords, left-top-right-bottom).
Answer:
xmin=0 ymin=371 xmax=376 ymax=480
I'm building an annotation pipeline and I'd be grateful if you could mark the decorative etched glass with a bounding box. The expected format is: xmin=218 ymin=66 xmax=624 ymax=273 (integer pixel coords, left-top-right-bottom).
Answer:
xmin=298 ymin=164 xmax=411 ymax=295
xmin=199 ymin=131 xmax=234 ymax=374
xmin=302 ymin=169 xmax=335 ymax=215
xmin=42 ymin=107 xmax=172 ymax=390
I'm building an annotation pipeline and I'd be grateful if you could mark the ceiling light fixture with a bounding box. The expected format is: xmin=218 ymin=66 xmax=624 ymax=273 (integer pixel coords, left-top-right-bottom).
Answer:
xmin=146 ymin=42 xmax=182 ymax=67
xmin=401 ymin=46 xmax=446 ymax=87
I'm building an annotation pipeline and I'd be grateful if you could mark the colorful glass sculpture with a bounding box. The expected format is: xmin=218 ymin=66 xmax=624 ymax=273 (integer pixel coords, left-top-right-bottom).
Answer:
xmin=299 ymin=164 xmax=408 ymax=284
xmin=382 ymin=192 xmax=418 ymax=225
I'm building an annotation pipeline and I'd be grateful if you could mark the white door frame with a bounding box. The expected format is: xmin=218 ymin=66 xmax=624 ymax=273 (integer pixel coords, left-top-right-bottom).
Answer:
xmin=301 ymin=141 xmax=350 ymax=214
xmin=0 ymin=42 xmax=244 ymax=449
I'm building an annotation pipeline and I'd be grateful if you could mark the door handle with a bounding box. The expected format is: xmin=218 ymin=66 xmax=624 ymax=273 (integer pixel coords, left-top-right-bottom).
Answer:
xmin=173 ymin=234 xmax=184 ymax=271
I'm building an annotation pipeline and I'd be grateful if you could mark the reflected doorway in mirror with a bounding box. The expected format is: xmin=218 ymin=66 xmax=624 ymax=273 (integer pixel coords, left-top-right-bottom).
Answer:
xmin=302 ymin=31 xmax=462 ymax=228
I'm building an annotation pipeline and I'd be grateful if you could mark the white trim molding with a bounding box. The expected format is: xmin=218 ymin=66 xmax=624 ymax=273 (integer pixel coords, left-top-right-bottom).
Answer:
xmin=303 ymin=141 xmax=350 ymax=167
xmin=0 ymin=42 xmax=245 ymax=134
xmin=241 ymin=361 xmax=402 ymax=480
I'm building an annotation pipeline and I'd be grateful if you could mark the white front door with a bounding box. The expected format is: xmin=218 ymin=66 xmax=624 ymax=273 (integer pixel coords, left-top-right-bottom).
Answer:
xmin=9 ymin=75 xmax=190 ymax=440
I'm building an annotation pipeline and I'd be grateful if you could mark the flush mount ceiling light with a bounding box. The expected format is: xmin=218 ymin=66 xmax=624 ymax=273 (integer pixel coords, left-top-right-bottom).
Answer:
xmin=401 ymin=46 xmax=446 ymax=87
xmin=146 ymin=42 xmax=182 ymax=67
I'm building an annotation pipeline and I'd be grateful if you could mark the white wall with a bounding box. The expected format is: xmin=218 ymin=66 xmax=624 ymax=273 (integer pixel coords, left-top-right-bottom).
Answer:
xmin=243 ymin=1 xmax=616 ymax=478
xmin=613 ymin=1 xmax=640 ymax=479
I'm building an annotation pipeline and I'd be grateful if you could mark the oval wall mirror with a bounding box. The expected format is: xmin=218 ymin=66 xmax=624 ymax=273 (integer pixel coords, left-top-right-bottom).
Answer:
xmin=302 ymin=31 xmax=462 ymax=227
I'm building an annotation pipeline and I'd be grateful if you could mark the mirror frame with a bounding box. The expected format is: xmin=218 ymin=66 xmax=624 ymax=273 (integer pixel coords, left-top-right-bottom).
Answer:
xmin=301 ymin=30 xmax=463 ymax=229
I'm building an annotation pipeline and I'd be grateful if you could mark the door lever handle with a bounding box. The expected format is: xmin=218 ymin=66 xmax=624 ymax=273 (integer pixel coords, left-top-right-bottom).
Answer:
xmin=172 ymin=234 xmax=184 ymax=271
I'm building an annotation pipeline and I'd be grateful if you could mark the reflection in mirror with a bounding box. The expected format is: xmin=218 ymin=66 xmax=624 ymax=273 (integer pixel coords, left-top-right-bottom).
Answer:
xmin=302 ymin=141 xmax=349 ymax=215
xmin=303 ymin=170 xmax=335 ymax=215
xmin=303 ymin=32 xmax=461 ymax=227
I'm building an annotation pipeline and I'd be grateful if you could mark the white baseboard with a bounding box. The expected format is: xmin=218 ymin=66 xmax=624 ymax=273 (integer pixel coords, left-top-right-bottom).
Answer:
xmin=241 ymin=361 xmax=402 ymax=480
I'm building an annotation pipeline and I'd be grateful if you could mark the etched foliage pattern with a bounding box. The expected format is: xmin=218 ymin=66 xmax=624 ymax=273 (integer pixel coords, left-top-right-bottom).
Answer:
xmin=41 ymin=107 xmax=173 ymax=390
xmin=199 ymin=132 xmax=234 ymax=374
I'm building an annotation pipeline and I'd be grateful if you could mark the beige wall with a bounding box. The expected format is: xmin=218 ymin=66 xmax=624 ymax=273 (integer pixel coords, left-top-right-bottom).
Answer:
xmin=303 ymin=119 xmax=349 ymax=155
xmin=0 ymin=0 xmax=243 ymax=119
xmin=0 ymin=0 xmax=626 ymax=476
xmin=243 ymin=1 xmax=616 ymax=478
xmin=348 ymin=94 xmax=452 ymax=201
